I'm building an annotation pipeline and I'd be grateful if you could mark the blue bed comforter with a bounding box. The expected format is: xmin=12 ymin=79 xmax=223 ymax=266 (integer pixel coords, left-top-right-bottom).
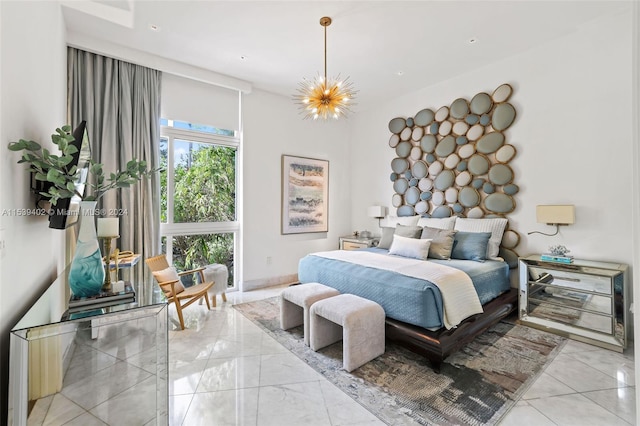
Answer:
xmin=297 ymin=247 xmax=510 ymax=329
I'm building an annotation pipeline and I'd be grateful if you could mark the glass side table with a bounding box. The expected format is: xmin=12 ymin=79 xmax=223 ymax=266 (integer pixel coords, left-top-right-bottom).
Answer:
xmin=8 ymin=265 xmax=168 ymax=426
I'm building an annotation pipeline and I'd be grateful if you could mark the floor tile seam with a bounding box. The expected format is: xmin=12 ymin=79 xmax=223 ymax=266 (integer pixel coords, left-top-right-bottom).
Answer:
xmin=558 ymin=366 xmax=635 ymax=391
xmin=61 ymin=358 xmax=152 ymax=401
xmin=316 ymin=379 xmax=382 ymax=426
xmin=580 ymin=389 xmax=636 ymax=425
xmin=207 ymin=351 xmax=277 ymax=360
xmin=579 ymin=384 xmax=637 ymax=393
xmin=562 ymin=350 xmax=633 ymax=380
xmin=168 ymin=372 xmax=206 ymax=395
xmin=205 ymin=352 xmax=263 ymax=363
xmin=89 ymin=341 xmax=148 ymax=362
xmin=255 ymin=341 xmax=264 ymax=422
xmin=192 ymin=383 xmax=263 ymax=394
xmin=523 ymin=400 xmax=562 ymax=426
xmin=572 ymin=348 xmax=637 ymax=368
xmin=62 ymin=361 xmax=117 ymax=389
xmin=258 ymin=378 xmax=333 ymax=389
xmin=510 ymin=339 xmax=572 ymax=405
xmin=75 ymin=369 xmax=156 ymax=412
xmin=171 ymin=388 xmax=195 ymax=426
xmin=549 ymin=354 xmax=628 ymax=389
xmin=127 ymin=360 xmax=160 ymax=376
xmin=210 ymin=333 xmax=270 ymax=344
xmin=183 ymin=359 xmax=208 ymax=395
xmin=521 ymin=389 xmax=583 ymax=401
xmin=62 ymin=408 xmax=103 ymax=426
xmin=70 ymin=342 xmax=123 ymax=367
xmin=34 ymin=395 xmax=56 ymax=426
xmin=51 ymin=393 xmax=92 ymax=424
xmin=169 ymin=345 xmax=214 ymax=359
xmin=590 ymin=364 xmax=636 ymax=386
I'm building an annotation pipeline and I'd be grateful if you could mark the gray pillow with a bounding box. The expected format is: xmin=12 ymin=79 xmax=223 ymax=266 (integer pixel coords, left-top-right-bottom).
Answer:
xmin=421 ymin=227 xmax=457 ymax=260
xmin=378 ymin=224 xmax=423 ymax=250
xmin=395 ymin=224 xmax=423 ymax=239
xmin=377 ymin=227 xmax=395 ymax=249
xmin=451 ymin=231 xmax=492 ymax=262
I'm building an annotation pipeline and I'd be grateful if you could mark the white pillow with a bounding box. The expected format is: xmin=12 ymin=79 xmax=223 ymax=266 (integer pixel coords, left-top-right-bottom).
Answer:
xmin=152 ymin=266 xmax=185 ymax=297
xmin=454 ymin=218 xmax=508 ymax=260
xmin=379 ymin=215 xmax=420 ymax=228
xmin=416 ymin=216 xmax=457 ymax=230
xmin=388 ymin=235 xmax=432 ymax=260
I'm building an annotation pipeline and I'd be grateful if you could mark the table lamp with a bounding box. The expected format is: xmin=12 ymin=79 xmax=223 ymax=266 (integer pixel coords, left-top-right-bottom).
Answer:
xmin=97 ymin=217 xmax=119 ymax=292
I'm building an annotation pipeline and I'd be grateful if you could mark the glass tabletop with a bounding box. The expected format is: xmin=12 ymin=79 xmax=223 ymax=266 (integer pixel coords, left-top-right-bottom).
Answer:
xmin=11 ymin=263 xmax=166 ymax=336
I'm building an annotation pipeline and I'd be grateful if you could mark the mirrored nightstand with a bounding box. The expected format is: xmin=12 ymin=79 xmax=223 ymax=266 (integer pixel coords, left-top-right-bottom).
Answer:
xmin=518 ymin=254 xmax=628 ymax=352
xmin=339 ymin=236 xmax=378 ymax=250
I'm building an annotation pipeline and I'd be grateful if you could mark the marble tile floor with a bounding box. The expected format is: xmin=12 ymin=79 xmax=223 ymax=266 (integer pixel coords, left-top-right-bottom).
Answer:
xmin=28 ymin=285 xmax=636 ymax=425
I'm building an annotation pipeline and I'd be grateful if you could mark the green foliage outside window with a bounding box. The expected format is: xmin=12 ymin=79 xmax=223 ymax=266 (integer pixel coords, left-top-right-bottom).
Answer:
xmin=160 ymin=141 xmax=236 ymax=287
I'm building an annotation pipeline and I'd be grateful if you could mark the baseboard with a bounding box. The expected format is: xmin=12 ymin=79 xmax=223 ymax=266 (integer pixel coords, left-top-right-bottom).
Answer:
xmin=242 ymin=273 xmax=299 ymax=291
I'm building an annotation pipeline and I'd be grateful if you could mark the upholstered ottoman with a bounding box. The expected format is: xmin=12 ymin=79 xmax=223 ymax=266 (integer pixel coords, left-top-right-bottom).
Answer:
xmin=200 ymin=264 xmax=228 ymax=307
xmin=310 ymin=294 xmax=385 ymax=372
xmin=280 ymin=283 xmax=340 ymax=346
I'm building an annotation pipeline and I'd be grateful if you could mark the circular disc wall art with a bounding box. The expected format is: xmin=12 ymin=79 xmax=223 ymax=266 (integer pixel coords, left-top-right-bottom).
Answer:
xmin=387 ymin=83 xmax=518 ymax=218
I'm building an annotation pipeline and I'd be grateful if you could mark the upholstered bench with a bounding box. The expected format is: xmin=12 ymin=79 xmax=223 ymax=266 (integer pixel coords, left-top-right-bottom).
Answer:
xmin=310 ymin=294 xmax=385 ymax=372
xmin=280 ymin=282 xmax=340 ymax=346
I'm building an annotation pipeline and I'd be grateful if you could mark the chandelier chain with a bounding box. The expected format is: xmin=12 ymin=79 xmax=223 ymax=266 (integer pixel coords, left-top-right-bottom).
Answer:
xmin=324 ymin=23 xmax=327 ymax=81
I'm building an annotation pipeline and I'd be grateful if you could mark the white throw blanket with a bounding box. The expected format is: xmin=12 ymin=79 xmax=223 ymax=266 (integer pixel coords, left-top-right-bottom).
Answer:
xmin=310 ymin=250 xmax=483 ymax=329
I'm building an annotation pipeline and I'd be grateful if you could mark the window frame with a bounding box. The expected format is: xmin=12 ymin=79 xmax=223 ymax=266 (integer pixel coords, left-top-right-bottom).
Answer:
xmin=160 ymin=124 xmax=240 ymax=289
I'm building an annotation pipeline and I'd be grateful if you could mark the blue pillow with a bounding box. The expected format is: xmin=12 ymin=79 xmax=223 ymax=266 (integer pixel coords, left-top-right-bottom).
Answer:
xmin=451 ymin=231 xmax=492 ymax=262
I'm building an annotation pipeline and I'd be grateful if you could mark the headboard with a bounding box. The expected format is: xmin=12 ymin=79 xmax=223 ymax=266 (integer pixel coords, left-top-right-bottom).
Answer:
xmin=386 ymin=84 xmax=520 ymax=267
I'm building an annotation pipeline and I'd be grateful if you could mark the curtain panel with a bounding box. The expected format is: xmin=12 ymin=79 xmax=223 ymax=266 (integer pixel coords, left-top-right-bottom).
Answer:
xmin=67 ymin=47 xmax=162 ymax=294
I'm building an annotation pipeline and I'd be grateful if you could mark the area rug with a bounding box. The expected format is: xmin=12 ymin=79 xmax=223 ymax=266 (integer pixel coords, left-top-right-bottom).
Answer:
xmin=234 ymin=297 xmax=567 ymax=426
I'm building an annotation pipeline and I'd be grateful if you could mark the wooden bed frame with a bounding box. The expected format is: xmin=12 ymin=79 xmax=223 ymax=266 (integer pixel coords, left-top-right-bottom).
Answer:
xmin=385 ymin=288 xmax=518 ymax=373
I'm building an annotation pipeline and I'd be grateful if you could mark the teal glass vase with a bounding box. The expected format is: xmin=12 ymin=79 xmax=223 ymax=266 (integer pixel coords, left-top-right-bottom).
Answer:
xmin=69 ymin=200 xmax=105 ymax=298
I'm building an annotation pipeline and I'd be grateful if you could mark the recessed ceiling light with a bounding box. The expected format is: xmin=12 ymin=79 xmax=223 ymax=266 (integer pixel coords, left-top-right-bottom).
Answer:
xmin=468 ymin=37 xmax=478 ymax=44
xmin=396 ymin=71 xmax=404 ymax=76
xmin=149 ymin=24 xmax=160 ymax=32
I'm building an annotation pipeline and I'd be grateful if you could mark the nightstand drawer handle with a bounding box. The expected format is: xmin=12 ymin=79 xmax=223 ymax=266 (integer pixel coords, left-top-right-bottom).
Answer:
xmin=560 ymin=277 xmax=581 ymax=283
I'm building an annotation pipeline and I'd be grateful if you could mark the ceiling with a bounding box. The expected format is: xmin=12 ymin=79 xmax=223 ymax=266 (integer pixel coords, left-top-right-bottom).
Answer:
xmin=61 ymin=1 xmax=628 ymax=110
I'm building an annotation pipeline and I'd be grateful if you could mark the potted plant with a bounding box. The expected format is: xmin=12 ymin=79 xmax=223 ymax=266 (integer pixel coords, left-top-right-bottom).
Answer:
xmin=8 ymin=124 xmax=154 ymax=205
xmin=8 ymin=123 xmax=159 ymax=297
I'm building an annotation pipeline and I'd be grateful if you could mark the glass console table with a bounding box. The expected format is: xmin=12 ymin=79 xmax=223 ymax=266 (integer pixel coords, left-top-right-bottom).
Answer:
xmin=8 ymin=265 xmax=168 ymax=426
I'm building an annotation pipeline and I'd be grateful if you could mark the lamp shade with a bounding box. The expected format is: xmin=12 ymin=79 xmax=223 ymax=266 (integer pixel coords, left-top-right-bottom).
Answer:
xmin=367 ymin=206 xmax=386 ymax=219
xmin=97 ymin=217 xmax=119 ymax=237
xmin=536 ymin=205 xmax=575 ymax=225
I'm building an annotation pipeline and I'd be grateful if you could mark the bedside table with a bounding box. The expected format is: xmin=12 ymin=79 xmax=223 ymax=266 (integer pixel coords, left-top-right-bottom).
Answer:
xmin=518 ymin=254 xmax=628 ymax=352
xmin=339 ymin=236 xmax=377 ymax=250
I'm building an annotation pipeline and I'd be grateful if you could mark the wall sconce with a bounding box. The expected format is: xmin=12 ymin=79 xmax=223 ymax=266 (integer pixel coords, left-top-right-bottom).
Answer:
xmin=528 ymin=205 xmax=575 ymax=236
xmin=367 ymin=205 xmax=386 ymax=227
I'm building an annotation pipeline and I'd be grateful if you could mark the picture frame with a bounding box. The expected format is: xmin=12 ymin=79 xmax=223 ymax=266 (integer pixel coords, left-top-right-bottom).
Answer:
xmin=281 ymin=155 xmax=329 ymax=234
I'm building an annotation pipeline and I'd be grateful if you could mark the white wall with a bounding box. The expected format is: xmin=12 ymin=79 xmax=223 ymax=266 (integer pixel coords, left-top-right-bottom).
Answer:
xmin=242 ymin=89 xmax=351 ymax=289
xmin=349 ymin=8 xmax=633 ymax=269
xmin=0 ymin=1 xmax=67 ymax=423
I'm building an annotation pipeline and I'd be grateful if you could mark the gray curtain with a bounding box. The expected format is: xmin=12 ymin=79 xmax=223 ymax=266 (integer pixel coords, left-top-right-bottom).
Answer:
xmin=67 ymin=47 xmax=161 ymax=298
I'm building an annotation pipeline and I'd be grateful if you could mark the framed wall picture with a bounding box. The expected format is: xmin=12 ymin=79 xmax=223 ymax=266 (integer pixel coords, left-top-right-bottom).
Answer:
xmin=281 ymin=155 xmax=329 ymax=234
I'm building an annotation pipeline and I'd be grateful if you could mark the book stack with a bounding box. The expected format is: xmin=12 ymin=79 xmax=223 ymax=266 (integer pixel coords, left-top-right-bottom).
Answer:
xmin=541 ymin=253 xmax=574 ymax=264
xmin=68 ymin=282 xmax=135 ymax=313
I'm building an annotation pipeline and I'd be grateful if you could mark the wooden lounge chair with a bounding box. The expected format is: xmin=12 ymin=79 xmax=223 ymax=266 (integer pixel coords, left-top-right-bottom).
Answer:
xmin=146 ymin=254 xmax=214 ymax=330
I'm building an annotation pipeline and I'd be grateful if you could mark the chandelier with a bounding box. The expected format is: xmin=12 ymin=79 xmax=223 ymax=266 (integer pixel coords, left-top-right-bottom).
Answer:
xmin=295 ymin=16 xmax=356 ymax=120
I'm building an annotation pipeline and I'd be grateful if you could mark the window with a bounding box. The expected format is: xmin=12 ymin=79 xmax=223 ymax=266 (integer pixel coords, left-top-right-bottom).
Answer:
xmin=160 ymin=120 xmax=239 ymax=289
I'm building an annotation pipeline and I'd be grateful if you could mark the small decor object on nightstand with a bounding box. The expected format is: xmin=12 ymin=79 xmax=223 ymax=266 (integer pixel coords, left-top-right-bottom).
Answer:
xmin=541 ymin=245 xmax=573 ymax=263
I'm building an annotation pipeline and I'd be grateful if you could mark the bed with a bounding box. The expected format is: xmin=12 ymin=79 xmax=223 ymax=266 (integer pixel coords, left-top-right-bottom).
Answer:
xmin=297 ymin=217 xmax=519 ymax=372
